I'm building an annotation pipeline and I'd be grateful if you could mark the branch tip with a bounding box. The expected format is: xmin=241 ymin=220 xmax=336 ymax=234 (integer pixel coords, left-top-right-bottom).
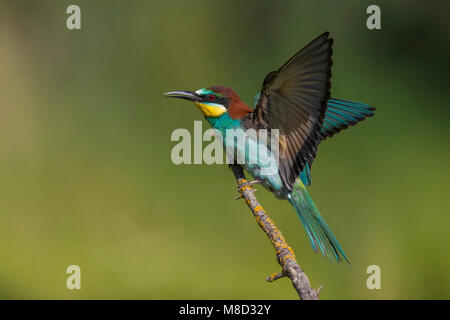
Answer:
xmin=266 ymin=272 xmax=285 ymax=282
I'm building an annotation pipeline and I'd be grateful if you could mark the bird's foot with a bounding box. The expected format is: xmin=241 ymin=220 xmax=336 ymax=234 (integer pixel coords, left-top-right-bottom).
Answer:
xmin=236 ymin=180 xmax=262 ymax=200
xmin=246 ymin=180 xmax=263 ymax=187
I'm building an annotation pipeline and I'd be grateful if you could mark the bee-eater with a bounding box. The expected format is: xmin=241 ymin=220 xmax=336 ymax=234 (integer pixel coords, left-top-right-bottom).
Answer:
xmin=165 ymin=32 xmax=375 ymax=262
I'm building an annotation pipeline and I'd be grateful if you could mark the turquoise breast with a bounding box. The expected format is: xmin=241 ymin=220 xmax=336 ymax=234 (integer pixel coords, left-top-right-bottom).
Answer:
xmin=207 ymin=114 xmax=286 ymax=198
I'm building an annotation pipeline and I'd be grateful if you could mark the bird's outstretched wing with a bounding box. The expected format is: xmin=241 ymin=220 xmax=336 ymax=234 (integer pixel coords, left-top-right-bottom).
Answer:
xmin=252 ymin=32 xmax=333 ymax=191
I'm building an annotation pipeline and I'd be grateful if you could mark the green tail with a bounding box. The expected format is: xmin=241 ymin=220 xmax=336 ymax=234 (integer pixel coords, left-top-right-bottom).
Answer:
xmin=288 ymin=179 xmax=349 ymax=263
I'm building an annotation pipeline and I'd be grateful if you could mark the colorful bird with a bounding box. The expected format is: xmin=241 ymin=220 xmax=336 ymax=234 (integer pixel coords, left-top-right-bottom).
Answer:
xmin=165 ymin=32 xmax=375 ymax=262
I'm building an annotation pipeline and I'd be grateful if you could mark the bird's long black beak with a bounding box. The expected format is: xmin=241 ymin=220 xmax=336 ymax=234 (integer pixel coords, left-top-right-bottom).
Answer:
xmin=164 ymin=91 xmax=200 ymax=102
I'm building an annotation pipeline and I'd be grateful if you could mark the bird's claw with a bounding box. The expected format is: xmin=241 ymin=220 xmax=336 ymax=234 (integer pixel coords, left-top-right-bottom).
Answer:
xmin=235 ymin=180 xmax=261 ymax=200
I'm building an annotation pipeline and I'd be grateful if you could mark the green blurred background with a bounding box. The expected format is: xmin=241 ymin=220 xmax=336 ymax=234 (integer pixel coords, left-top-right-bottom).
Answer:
xmin=0 ymin=0 xmax=449 ymax=299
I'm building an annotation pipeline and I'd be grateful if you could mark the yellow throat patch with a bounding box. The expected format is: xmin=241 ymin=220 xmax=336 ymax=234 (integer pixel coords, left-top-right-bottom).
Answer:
xmin=195 ymin=102 xmax=227 ymax=118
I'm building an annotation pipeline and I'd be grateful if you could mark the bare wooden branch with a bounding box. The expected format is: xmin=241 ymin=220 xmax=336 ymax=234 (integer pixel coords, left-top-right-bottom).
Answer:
xmin=230 ymin=164 xmax=322 ymax=300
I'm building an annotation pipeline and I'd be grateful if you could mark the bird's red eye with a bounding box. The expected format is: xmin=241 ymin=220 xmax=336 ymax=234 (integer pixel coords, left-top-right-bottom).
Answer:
xmin=207 ymin=94 xmax=216 ymax=101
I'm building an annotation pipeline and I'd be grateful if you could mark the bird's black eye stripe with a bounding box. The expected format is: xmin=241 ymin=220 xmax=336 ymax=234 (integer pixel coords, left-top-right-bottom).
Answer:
xmin=202 ymin=93 xmax=228 ymax=108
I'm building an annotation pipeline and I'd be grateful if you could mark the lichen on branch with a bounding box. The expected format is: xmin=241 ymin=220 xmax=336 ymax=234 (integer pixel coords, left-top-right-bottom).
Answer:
xmin=230 ymin=164 xmax=321 ymax=300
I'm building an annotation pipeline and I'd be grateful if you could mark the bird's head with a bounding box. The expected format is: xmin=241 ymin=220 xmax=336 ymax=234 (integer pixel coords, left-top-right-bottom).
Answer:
xmin=164 ymin=85 xmax=252 ymax=119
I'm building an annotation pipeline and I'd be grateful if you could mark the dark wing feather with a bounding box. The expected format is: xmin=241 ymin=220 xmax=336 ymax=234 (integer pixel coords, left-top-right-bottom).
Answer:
xmin=253 ymin=32 xmax=333 ymax=191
